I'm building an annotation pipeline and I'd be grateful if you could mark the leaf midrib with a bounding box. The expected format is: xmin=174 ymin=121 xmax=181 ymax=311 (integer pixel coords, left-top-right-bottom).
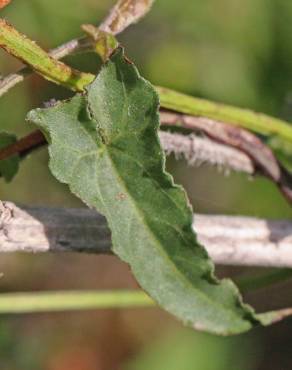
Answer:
xmin=100 ymin=144 xmax=252 ymax=327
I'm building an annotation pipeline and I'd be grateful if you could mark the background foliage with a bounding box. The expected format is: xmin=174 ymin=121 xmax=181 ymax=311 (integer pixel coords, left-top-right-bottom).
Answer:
xmin=0 ymin=0 xmax=292 ymax=368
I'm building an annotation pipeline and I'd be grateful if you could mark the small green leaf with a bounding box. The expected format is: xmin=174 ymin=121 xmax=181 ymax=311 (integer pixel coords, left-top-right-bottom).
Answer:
xmin=27 ymin=48 xmax=259 ymax=335
xmin=81 ymin=25 xmax=119 ymax=62
xmin=0 ymin=132 xmax=19 ymax=182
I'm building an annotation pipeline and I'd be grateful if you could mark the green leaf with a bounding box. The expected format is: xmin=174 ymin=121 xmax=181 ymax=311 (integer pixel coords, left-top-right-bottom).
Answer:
xmin=0 ymin=132 xmax=19 ymax=182
xmin=81 ymin=25 xmax=119 ymax=62
xmin=27 ymin=48 xmax=259 ymax=335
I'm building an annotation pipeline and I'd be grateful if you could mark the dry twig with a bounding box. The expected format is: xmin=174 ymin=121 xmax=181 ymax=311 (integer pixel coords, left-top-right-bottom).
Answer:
xmin=1 ymin=202 xmax=292 ymax=268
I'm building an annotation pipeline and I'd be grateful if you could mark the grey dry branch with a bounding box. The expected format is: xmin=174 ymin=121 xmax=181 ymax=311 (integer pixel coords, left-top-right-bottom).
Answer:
xmin=1 ymin=202 xmax=292 ymax=268
xmin=99 ymin=0 xmax=155 ymax=35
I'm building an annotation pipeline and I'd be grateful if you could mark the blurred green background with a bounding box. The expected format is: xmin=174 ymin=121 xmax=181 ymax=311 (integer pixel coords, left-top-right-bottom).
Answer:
xmin=0 ymin=0 xmax=292 ymax=369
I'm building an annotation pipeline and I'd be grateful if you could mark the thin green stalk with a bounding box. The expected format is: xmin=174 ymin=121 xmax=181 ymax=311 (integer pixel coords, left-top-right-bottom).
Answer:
xmin=157 ymin=86 xmax=292 ymax=142
xmin=0 ymin=19 xmax=93 ymax=91
xmin=0 ymin=271 xmax=291 ymax=314
xmin=0 ymin=290 xmax=155 ymax=314
xmin=235 ymin=269 xmax=292 ymax=293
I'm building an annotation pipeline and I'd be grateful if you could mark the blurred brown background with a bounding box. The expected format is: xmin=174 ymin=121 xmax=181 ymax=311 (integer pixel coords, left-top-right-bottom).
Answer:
xmin=0 ymin=0 xmax=292 ymax=369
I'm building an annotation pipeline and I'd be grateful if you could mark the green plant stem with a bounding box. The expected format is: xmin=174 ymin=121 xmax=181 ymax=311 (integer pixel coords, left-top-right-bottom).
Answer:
xmin=235 ymin=269 xmax=292 ymax=293
xmin=1 ymin=271 xmax=291 ymax=315
xmin=0 ymin=37 xmax=92 ymax=98
xmin=157 ymin=87 xmax=292 ymax=142
xmin=0 ymin=270 xmax=291 ymax=314
xmin=0 ymin=290 xmax=155 ymax=314
xmin=1 ymin=19 xmax=292 ymax=144
xmin=0 ymin=19 xmax=93 ymax=91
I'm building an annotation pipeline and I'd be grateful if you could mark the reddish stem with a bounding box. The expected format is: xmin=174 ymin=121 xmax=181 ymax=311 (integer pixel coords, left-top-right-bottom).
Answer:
xmin=0 ymin=130 xmax=46 ymax=161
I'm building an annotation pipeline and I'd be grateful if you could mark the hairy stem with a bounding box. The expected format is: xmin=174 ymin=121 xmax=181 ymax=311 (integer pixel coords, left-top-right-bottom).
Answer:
xmin=1 ymin=127 xmax=291 ymax=204
xmin=0 ymin=129 xmax=254 ymax=173
xmin=160 ymin=111 xmax=292 ymax=204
